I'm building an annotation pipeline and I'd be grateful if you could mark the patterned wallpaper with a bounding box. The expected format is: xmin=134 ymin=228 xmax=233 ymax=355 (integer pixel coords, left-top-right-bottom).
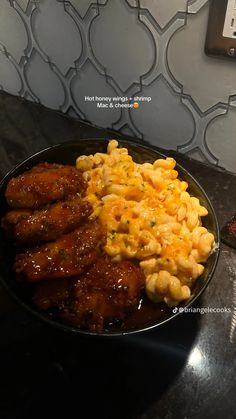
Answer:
xmin=0 ymin=0 xmax=236 ymax=172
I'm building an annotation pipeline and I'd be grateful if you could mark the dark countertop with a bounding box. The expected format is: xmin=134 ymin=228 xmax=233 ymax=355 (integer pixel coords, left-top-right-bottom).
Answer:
xmin=0 ymin=92 xmax=235 ymax=419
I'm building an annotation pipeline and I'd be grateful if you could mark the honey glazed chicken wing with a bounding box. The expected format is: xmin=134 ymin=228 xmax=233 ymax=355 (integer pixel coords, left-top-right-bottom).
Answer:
xmin=13 ymin=196 xmax=92 ymax=244
xmin=62 ymin=257 xmax=145 ymax=332
xmin=14 ymin=220 xmax=106 ymax=282
xmin=33 ymin=279 xmax=76 ymax=311
xmin=1 ymin=209 xmax=32 ymax=238
xmin=5 ymin=163 xmax=87 ymax=209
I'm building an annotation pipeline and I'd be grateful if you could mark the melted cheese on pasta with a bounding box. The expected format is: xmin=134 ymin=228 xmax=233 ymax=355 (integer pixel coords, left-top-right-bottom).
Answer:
xmin=76 ymin=140 xmax=215 ymax=306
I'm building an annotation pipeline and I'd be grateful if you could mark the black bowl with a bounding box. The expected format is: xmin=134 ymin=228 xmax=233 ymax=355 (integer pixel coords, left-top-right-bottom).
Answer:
xmin=0 ymin=139 xmax=220 ymax=336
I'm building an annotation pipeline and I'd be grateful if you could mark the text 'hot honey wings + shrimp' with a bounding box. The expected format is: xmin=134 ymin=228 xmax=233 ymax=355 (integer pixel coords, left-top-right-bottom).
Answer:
xmin=76 ymin=140 xmax=215 ymax=307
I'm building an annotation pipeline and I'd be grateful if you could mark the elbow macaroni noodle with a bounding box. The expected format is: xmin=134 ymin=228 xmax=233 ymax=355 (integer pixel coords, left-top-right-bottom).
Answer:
xmin=76 ymin=140 xmax=215 ymax=307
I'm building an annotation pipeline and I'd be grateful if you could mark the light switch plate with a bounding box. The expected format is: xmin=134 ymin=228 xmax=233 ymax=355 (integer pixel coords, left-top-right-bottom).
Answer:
xmin=205 ymin=0 xmax=236 ymax=59
xmin=222 ymin=0 xmax=236 ymax=39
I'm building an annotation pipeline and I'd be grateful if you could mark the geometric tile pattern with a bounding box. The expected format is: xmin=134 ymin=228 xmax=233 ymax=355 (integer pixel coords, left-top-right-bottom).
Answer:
xmin=206 ymin=106 xmax=236 ymax=173
xmin=168 ymin=2 xmax=236 ymax=111
xmin=0 ymin=0 xmax=235 ymax=172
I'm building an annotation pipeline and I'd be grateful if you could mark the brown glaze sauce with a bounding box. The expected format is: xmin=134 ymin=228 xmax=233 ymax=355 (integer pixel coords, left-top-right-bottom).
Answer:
xmin=109 ymin=296 xmax=172 ymax=333
xmin=2 ymin=161 xmax=173 ymax=334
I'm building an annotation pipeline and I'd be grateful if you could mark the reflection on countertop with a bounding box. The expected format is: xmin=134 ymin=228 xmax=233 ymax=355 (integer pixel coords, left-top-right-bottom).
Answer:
xmin=0 ymin=92 xmax=235 ymax=419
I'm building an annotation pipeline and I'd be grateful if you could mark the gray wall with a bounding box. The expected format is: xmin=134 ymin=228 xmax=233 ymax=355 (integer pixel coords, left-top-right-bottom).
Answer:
xmin=0 ymin=0 xmax=236 ymax=172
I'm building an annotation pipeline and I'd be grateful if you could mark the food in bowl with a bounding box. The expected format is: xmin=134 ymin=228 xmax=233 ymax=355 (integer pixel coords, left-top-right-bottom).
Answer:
xmin=76 ymin=140 xmax=215 ymax=307
xmin=0 ymin=140 xmax=216 ymax=333
xmin=1 ymin=157 xmax=145 ymax=332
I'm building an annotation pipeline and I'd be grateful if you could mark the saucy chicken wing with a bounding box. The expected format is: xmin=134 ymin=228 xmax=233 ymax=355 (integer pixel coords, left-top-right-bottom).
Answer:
xmin=33 ymin=279 xmax=76 ymax=311
xmin=3 ymin=160 xmax=146 ymax=333
xmin=14 ymin=220 xmax=106 ymax=282
xmin=5 ymin=163 xmax=87 ymax=209
xmin=62 ymin=257 xmax=145 ymax=332
xmin=12 ymin=195 xmax=92 ymax=244
xmin=1 ymin=209 xmax=32 ymax=237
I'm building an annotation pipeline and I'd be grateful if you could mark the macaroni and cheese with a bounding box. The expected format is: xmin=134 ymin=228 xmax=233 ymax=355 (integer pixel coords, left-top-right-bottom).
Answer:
xmin=76 ymin=140 xmax=215 ymax=307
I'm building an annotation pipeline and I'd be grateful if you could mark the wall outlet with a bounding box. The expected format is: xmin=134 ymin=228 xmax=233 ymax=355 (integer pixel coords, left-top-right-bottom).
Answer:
xmin=205 ymin=0 xmax=236 ymax=59
xmin=223 ymin=0 xmax=236 ymax=38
